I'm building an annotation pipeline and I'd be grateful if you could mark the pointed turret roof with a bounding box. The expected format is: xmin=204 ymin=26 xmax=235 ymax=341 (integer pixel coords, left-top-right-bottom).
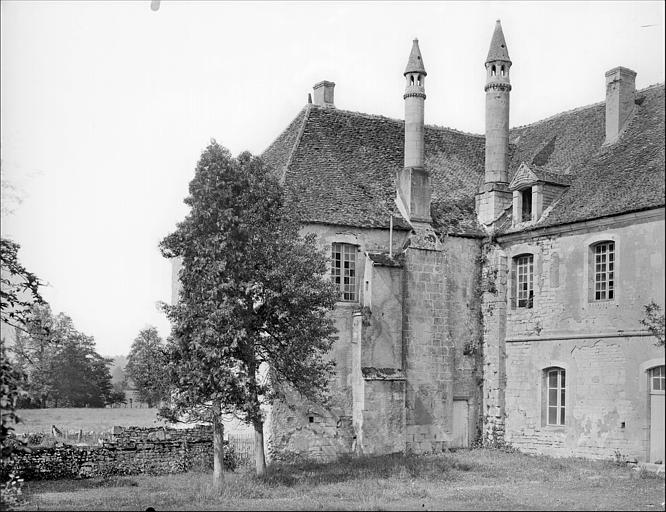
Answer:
xmin=486 ymin=20 xmax=511 ymax=64
xmin=404 ymin=38 xmax=427 ymax=76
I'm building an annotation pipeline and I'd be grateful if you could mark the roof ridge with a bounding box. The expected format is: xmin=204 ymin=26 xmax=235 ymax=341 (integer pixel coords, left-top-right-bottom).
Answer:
xmin=308 ymin=104 xmax=485 ymax=138
xmin=262 ymin=105 xmax=308 ymax=155
xmin=282 ymin=104 xmax=312 ymax=182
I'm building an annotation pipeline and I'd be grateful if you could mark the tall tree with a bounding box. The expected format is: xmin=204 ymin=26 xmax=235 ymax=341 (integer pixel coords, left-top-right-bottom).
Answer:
xmin=12 ymin=306 xmax=114 ymax=408
xmin=0 ymin=238 xmax=44 ymax=452
xmin=160 ymin=141 xmax=338 ymax=484
xmin=125 ymin=327 xmax=169 ymax=407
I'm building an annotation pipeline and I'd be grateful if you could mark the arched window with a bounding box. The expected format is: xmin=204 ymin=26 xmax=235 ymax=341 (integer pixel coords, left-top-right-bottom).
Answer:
xmin=331 ymin=243 xmax=357 ymax=302
xmin=491 ymin=65 xmax=496 ymax=76
xmin=543 ymin=367 xmax=566 ymax=426
xmin=417 ymin=75 xmax=421 ymax=86
xmin=590 ymin=241 xmax=615 ymax=301
xmin=500 ymin=65 xmax=505 ymax=76
xmin=410 ymin=75 xmax=415 ymax=85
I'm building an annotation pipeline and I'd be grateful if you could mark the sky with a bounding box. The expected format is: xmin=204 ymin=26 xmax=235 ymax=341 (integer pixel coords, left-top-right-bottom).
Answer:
xmin=1 ymin=1 xmax=664 ymax=356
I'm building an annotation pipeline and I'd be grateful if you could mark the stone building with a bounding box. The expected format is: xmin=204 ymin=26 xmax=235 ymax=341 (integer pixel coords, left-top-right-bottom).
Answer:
xmin=174 ymin=21 xmax=665 ymax=463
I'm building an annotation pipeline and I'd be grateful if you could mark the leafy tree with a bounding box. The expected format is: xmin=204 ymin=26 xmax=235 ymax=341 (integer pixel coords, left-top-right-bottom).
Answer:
xmin=108 ymin=383 xmax=127 ymax=407
xmin=641 ymin=301 xmax=665 ymax=346
xmin=160 ymin=141 xmax=338 ymax=484
xmin=125 ymin=327 xmax=170 ymax=407
xmin=1 ymin=238 xmax=44 ymax=333
xmin=0 ymin=238 xmax=43 ymax=455
xmin=12 ymin=306 xmax=114 ymax=407
xmin=13 ymin=304 xmax=59 ymax=408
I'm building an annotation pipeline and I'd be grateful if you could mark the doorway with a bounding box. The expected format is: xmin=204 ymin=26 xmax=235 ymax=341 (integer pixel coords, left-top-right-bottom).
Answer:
xmin=649 ymin=365 xmax=664 ymax=463
xmin=452 ymin=399 xmax=469 ymax=448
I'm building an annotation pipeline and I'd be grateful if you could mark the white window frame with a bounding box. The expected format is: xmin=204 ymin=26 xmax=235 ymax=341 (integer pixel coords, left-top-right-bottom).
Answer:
xmin=515 ymin=254 xmax=534 ymax=309
xmin=650 ymin=365 xmax=665 ymax=393
xmin=331 ymin=242 xmax=357 ymax=302
xmin=546 ymin=368 xmax=566 ymax=426
xmin=592 ymin=241 xmax=615 ymax=301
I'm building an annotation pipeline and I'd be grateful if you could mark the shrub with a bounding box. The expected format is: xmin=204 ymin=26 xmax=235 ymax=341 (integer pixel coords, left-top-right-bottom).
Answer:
xmin=0 ymin=471 xmax=25 ymax=508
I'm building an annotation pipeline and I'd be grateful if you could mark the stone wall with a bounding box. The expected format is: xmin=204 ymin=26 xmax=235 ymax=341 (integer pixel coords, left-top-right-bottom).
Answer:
xmin=403 ymin=235 xmax=483 ymax=453
xmin=483 ymin=211 xmax=665 ymax=460
xmin=2 ymin=425 xmax=215 ymax=481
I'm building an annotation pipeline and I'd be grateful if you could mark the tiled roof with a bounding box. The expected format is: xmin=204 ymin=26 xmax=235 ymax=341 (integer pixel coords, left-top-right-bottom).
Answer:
xmin=503 ymin=83 xmax=665 ymax=232
xmin=262 ymin=105 xmax=486 ymax=235
xmin=262 ymin=84 xmax=664 ymax=238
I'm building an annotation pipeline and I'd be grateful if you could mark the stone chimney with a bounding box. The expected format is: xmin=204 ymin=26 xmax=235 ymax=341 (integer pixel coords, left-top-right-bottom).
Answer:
xmin=604 ymin=66 xmax=636 ymax=144
xmin=313 ymin=81 xmax=335 ymax=108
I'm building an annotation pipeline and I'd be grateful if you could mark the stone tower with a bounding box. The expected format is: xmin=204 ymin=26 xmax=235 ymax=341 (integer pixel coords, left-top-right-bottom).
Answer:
xmin=397 ymin=38 xmax=431 ymax=224
xmin=476 ymin=20 xmax=513 ymax=226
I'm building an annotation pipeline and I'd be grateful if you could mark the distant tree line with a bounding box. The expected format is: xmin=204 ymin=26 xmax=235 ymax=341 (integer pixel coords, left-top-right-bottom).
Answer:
xmin=11 ymin=304 xmax=121 ymax=408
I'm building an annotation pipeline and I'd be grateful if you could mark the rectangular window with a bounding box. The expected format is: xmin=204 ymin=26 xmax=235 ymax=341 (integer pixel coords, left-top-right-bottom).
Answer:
xmin=547 ymin=368 xmax=566 ymax=426
xmin=651 ymin=366 xmax=665 ymax=392
xmin=593 ymin=241 xmax=615 ymax=301
xmin=521 ymin=188 xmax=533 ymax=222
xmin=516 ymin=254 xmax=534 ymax=308
xmin=331 ymin=243 xmax=357 ymax=302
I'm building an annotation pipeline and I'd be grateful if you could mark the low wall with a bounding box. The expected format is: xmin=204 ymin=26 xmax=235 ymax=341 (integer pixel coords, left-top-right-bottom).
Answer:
xmin=2 ymin=425 xmax=216 ymax=481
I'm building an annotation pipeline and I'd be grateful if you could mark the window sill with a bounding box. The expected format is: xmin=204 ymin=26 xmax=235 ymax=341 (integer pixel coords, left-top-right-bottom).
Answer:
xmin=335 ymin=301 xmax=360 ymax=308
xmin=541 ymin=425 xmax=566 ymax=432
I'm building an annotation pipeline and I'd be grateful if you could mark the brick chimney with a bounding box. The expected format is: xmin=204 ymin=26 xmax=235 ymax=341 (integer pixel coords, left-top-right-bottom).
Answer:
xmin=313 ymin=81 xmax=335 ymax=108
xmin=604 ymin=66 xmax=636 ymax=144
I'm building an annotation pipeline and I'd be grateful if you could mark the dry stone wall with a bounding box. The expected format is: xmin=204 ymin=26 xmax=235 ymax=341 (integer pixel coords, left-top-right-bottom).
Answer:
xmin=2 ymin=425 xmax=215 ymax=481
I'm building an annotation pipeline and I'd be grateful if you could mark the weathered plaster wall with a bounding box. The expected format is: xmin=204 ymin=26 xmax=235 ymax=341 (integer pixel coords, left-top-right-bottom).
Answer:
xmin=403 ymin=236 xmax=483 ymax=452
xmin=504 ymin=336 xmax=663 ymax=460
xmin=483 ymin=211 xmax=665 ymax=460
xmin=504 ymin=215 xmax=665 ymax=338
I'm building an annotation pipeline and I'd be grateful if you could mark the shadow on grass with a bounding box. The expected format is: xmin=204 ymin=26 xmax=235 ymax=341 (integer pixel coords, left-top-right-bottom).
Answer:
xmin=258 ymin=452 xmax=475 ymax=488
xmin=23 ymin=477 xmax=139 ymax=494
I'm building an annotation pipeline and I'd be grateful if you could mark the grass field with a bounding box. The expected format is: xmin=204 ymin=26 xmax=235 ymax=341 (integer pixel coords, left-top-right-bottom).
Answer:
xmin=14 ymin=449 xmax=665 ymax=511
xmin=13 ymin=408 xmax=165 ymax=435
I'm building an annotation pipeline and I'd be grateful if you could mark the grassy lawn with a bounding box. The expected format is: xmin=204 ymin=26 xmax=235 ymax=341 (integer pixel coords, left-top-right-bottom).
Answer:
xmin=13 ymin=408 xmax=164 ymax=435
xmin=12 ymin=449 xmax=665 ymax=511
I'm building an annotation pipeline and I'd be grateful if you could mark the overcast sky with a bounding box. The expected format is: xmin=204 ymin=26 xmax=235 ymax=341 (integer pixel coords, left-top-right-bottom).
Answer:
xmin=1 ymin=1 xmax=664 ymax=356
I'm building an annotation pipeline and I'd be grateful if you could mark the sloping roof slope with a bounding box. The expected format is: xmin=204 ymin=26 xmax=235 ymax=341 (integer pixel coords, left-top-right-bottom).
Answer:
xmin=262 ymin=105 xmax=486 ymax=235
xmin=262 ymin=84 xmax=664 ymax=237
xmin=503 ymin=83 xmax=664 ymax=231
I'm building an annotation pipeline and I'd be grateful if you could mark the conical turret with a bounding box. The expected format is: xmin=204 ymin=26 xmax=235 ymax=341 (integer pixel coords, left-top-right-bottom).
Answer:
xmin=404 ymin=38 xmax=427 ymax=76
xmin=486 ymin=20 xmax=511 ymax=64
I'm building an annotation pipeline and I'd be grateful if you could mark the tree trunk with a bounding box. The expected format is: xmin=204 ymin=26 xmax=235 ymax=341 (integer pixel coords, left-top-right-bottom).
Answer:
xmin=212 ymin=407 xmax=225 ymax=492
xmin=253 ymin=418 xmax=266 ymax=477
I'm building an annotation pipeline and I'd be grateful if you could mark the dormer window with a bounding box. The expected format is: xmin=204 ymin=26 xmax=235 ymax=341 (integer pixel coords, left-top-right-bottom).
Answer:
xmin=521 ymin=188 xmax=533 ymax=222
xmin=510 ymin=162 xmax=572 ymax=227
